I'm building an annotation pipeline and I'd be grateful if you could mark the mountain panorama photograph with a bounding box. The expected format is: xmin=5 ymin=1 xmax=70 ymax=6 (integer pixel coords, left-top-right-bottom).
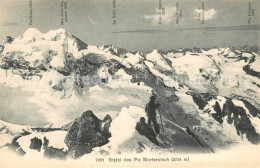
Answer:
xmin=0 ymin=0 xmax=260 ymax=167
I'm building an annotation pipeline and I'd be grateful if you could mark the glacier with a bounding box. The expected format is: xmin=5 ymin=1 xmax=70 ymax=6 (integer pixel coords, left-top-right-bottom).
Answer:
xmin=0 ymin=28 xmax=260 ymax=159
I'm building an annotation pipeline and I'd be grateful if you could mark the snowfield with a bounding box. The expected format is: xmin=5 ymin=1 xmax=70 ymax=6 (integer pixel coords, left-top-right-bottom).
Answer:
xmin=0 ymin=28 xmax=260 ymax=159
xmin=17 ymin=131 xmax=68 ymax=152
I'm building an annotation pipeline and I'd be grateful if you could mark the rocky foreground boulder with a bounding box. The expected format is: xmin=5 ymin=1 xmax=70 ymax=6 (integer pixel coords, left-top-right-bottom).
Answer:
xmin=135 ymin=117 xmax=159 ymax=145
xmin=29 ymin=137 xmax=42 ymax=151
xmin=65 ymin=110 xmax=112 ymax=158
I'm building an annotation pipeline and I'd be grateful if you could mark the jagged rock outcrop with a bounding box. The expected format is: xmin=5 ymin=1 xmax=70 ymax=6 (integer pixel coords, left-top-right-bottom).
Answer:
xmin=29 ymin=137 xmax=42 ymax=151
xmin=5 ymin=36 xmax=14 ymax=44
xmin=240 ymin=99 xmax=260 ymax=117
xmin=8 ymin=136 xmax=26 ymax=156
xmin=243 ymin=65 xmax=260 ymax=79
xmin=65 ymin=110 xmax=112 ymax=158
xmin=194 ymin=96 xmax=260 ymax=144
xmin=44 ymin=147 xmax=67 ymax=160
xmin=188 ymin=92 xmax=216 ymax=110
xmin=187 ymin=92 xmax=260 ymax=145
xmin=135 ymin=117 xmax=159 ymax=145
xmin=42 ymin=136 xmax=67 ymax=159
xmin=222 ymin=101 xmax=260 ymax=144
xmin=212 ymin=101 xmax=223 ymax=123
xmin=222 ymin=98 xmax=236 ymax=124
xmin=61 ymin=121 xmax=74 ymax=131
xmin=43 ymin=137 xmax=49 ymax=149
xmin=0 ymin=55 xmax=43 ymax=79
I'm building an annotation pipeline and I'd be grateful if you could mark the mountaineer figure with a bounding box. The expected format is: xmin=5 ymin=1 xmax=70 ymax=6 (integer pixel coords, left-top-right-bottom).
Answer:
xmin=145 ymin=95 xmax=160 ymax=134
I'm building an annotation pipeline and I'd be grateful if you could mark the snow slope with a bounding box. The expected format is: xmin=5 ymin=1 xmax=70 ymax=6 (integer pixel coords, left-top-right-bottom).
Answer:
xmin=0 ymin=28 xmax=260 ymax=158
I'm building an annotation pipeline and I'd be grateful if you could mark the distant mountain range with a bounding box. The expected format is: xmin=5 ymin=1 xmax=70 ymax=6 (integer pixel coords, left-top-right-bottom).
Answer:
xmin=0 ymin=28 xmax=259 ymax=159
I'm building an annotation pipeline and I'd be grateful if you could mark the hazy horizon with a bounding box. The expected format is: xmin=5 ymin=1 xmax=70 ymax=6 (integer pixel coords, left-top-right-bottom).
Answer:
xmin=0 ymin=0 xmax=259 ymax=52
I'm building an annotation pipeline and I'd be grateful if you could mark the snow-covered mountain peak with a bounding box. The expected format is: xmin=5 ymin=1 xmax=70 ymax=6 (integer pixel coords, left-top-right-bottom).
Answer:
xmin=148 ymin=49 xmax=159 ymax=55
xmin=0 ymin=28 xmax=260 ymax=159
xmin=146 ymin=49 xmax=172 ymax=71
xmin=22 ymin=28 xmax=43 ymax=40
xmin=0 ymin=28 xmax=91 ymax=70
xmin=44 ymin=28 xmax=71 ymax=41
xmin=19 ymin=28 xmax=72 ymax=43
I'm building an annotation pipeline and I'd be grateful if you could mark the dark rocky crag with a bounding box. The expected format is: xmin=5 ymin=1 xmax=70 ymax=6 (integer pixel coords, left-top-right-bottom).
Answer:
xmin=29 ymin=137 xmax=42 ymax=151
xmin=65 ymin=110 xmax=112 ymax=158
xmin=135 ymin=117 xmax=159 ymax=146
xmin=190 ymin=93 xmax=260 ymax=145
xmin=222 ymin=99 xmax=260 ymax=144
xmin=42 ymin=136 xmax=68 ymax=160
xmin=5 ymin=110 xmax=112 ymax=160
xmin=44 ymin=147 xmax=67 ymax=160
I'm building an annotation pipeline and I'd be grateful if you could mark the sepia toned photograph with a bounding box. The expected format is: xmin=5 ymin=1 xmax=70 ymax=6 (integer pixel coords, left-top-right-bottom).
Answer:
xmin=0 ymin=0 xmax=259 ymax=167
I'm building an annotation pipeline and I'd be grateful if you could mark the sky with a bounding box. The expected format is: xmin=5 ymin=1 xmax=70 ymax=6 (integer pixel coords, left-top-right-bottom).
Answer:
xmin=0 ymin=0 xmax=259 ymax=52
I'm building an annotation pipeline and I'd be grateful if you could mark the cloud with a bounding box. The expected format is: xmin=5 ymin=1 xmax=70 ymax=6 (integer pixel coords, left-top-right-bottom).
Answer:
xmin=0 ymin=21 xmax=18 ymax=26
xmin=142 ymin=6 xmax=176 ymax=25
xmin=194 ymin=8 xmax=216 ymax=20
